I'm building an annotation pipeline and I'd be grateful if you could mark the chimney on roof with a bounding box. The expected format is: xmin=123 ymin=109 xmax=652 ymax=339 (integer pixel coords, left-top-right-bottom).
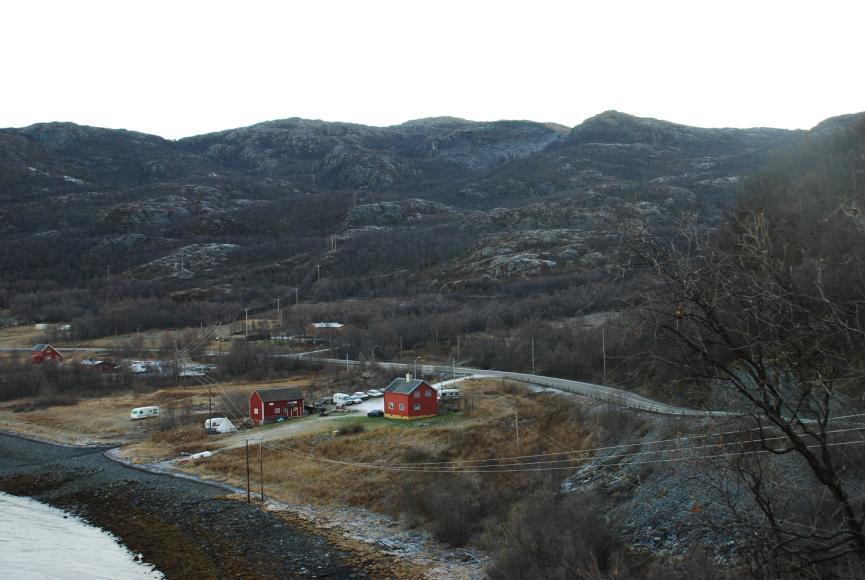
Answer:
xmin=406 ymin=373 xmax=411 ymax=381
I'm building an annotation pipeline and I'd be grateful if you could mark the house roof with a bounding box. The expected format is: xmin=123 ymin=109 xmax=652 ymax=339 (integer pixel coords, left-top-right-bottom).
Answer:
xmin=255 ymin=387 xmax=303 ymax=402
xmin=32 ymin=343 xmax=51 ymax=352
xmin=80 ymin=358 xmax=112 ymax=366
xmin=384 ymin=378 xmax=427 ymax=395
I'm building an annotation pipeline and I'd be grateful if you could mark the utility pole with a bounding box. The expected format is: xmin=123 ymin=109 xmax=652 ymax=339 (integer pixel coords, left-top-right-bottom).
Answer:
xmin=243 ymin=308 xmax=250 ymax=337
xmin=345 ymin=353 xmax=350 ymax=374
xmin=245 ymin=440 xmax=251 ymax=503
xmin=295 ymin=288 xmax=299 ymax=305
xmin=531 ymin=336 xmax=535 ymax=375
xmin=316 ymin=264 xmax=321 ymax=281
xmin=602 ymin=327 xmax=607 ymax=379
xmin=457 ymin=335 xmax=460 ymax=361
xmin=514 ymin=406 xmax=520 ymax=450
xmin=208 ymin=387 xmax=212 ymax=429
xmin=259 ymin=441 xmax=265 ymax=503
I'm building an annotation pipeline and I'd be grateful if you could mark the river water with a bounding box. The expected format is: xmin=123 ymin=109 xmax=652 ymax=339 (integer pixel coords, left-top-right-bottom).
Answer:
xmin=0 ymin=492 xmax=163 ymax=579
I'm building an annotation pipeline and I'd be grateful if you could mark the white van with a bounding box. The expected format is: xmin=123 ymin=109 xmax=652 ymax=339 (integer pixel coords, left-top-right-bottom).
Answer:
xmin=130 ymin=406 xmax=160 ymax=420
xmin=332 ymin=393 xmax=351 ymax=406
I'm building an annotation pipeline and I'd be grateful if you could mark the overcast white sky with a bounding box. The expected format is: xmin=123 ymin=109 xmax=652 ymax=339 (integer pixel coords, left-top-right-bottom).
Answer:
xmin=2 ymin=0 xmax=863 ymax=139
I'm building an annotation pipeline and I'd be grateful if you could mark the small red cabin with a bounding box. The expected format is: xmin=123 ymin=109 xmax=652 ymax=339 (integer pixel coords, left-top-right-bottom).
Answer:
xmin=31 ymin=344 xmax=63 ymax=364
xmin=383 ymin=376 xmax=438 ymax=420
xmin=249 ymin=387 xmax=304 ymax=426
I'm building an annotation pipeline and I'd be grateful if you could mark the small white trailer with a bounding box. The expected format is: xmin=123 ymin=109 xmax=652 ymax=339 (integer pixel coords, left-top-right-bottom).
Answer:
xmin=130 ymin=406 xmax=160 ymax=420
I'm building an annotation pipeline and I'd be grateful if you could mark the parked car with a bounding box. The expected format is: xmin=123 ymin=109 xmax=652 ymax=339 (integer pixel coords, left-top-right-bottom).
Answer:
xmin=366 ymin=389 xmax=383 ymax=398
xmin=367 ymin=410 xmax=384 ymax=417
xmin=353 ymin=391 xmax=370 ymax=400
xmin=345 ymin=396 xmax=363 ymax=405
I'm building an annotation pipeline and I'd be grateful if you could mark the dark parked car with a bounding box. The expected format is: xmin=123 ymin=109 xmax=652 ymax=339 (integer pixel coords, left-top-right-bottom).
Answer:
xmin=367 ymin=410 xmax=384 ymax=417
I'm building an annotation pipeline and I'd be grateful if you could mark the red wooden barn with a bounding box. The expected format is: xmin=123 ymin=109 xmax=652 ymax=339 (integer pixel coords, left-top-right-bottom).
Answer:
xmin=249 ymin=387 xmax=304 ymax=425
xmin=31 ymin=344 xmax=63 ymax=364
xmin=383 ymin=376 xmax=438 ymax=420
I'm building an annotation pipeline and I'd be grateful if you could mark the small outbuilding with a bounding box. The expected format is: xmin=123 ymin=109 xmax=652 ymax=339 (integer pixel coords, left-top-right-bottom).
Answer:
xmin=305 ymin=322 xmax=345 ymax=339
xmin=249 ymin=387 xmax=305 ymax=425
xmin=31 ymin=344 xmax=63 ymax=364
xmin=80 ymin=357 xmax=115 ymax=372
xmin=383 ymin=375 xmax=438 ymax=420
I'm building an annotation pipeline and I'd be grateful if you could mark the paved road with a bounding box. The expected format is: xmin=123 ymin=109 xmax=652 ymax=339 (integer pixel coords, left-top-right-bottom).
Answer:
xmin=1 ymin=344 xmax=729 ymax=417
xmin=300 ymin=357 xmax=732 ymax=417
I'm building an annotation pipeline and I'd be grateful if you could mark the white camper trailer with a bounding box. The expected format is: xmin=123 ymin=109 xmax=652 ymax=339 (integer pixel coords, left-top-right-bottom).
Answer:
xmin=130 ymin=406 xmax=160 ymax=420
xmin=332 ymin=393 xmax=351 ymax=406
xmin=204 ymin=417 xmax=237 ymax=433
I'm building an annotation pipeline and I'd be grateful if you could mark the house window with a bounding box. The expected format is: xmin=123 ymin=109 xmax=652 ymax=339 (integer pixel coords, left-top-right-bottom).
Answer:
xmin=399 ymin=403 xmax=405 ymax=411
xmin=388 ymin=402 xmax=394 ymax=410
xmin=425 ymin=390 xmax=432 ymax=397
xmin=275 ymin=408 xmax=281 ymax=413
xmin=414 ymin=391 xmax=420 ymax=399
xmin=254 ymin=408 xmax=259 ymax=415
xmin=414 ymin=403 xmax=421 ymax=411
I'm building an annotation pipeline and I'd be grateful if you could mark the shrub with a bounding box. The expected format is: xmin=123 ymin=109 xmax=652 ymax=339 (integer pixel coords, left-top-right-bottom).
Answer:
xmin=9 ymin=394 xmax=80 ymax=412
xmin=336 ymin=423 xmax=365 ymax=436
xmin=488 ymin=489 xmax=624 ymax=579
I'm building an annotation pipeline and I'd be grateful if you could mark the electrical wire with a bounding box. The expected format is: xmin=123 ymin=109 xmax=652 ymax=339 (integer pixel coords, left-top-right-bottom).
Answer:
xmin=259 ymin=423 xmax=865 ymax=473
xmin=259 ymin=437 xmax=865 ymax=474
xmin=258 ymin=413 xmax=865 ymax=469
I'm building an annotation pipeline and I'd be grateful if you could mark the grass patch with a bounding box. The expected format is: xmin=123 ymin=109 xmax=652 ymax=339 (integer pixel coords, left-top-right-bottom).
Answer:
xmin=181 ymin=379 xmax=601 ymax=551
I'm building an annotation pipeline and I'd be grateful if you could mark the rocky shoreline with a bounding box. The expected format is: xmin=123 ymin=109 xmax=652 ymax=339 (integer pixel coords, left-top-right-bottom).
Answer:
xmin=0 ymin=433 xmax=369 ymax=578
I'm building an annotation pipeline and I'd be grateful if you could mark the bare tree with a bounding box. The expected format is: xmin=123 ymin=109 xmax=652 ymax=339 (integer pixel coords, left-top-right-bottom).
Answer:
xmin=625 ymin=212 xmax=865 ymax=575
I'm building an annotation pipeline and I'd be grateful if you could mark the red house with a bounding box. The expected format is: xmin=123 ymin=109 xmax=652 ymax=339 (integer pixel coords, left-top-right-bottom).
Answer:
xmin=249 ymin=387 xmax=304 ymax=426
xmin=31 ymin=344 xmax=63 ymax=364
xmin=383 ymin=376 xmax=438 ymax=420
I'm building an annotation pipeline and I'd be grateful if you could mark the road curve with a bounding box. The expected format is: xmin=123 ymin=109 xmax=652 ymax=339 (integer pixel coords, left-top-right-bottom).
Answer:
xmin=300 ymin=357 xmax=733 ymax=418
xmin=0 ymin=344 xmax=728 ymax=417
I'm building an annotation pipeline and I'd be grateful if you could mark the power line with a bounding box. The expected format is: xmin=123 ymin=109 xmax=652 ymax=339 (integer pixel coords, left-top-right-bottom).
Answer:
xmin=262 ymin=413 xmax=865 ymax=470
xmin=261 ymin=438 xmax=865 ymax=475
xmin=259 ymin=419 xmax=865 ymax=471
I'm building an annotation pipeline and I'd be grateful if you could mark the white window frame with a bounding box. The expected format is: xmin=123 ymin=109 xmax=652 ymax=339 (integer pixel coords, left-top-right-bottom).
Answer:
xmin=399 ymin=403 xmax=405 ymax=411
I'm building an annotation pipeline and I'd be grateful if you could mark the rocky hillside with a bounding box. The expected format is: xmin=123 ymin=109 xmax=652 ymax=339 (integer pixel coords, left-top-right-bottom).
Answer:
xmin=1 ymin=110 xmax=856 ymax=313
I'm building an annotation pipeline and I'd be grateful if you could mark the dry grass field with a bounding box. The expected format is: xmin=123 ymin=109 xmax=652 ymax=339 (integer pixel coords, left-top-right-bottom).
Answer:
xmin=181 ymin=380 xmax=600 ymax=520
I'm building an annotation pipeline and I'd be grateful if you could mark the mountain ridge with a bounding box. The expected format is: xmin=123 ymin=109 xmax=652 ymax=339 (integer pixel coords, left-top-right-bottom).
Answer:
xmin=0 ymin=110 xmax=862 ymax=310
